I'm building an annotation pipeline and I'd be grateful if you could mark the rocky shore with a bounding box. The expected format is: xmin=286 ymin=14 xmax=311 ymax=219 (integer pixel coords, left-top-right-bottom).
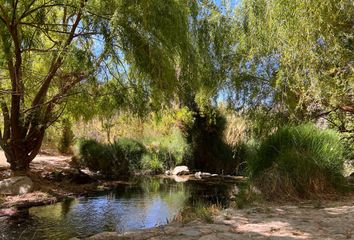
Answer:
xmin=82 ymin=201 xmax=354 ymax=240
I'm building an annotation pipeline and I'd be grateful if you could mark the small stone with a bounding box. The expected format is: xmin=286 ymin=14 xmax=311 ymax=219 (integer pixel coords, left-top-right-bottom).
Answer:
xmin=195 ymin=171 xmax=202 ymax=179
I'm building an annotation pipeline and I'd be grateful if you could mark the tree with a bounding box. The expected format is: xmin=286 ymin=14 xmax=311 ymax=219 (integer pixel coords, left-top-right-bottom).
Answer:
xmin=172 ymin=1 xmax=239 ymax=173
xmin=0 ymin=0 xmax=191 ymax=171
xmin=234 ymin=0 xmax=353 ymax=124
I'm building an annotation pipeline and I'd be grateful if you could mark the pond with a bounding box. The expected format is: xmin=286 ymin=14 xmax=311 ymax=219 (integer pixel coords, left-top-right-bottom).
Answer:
xmin=0 ymin=176 xmax=241 ymax=240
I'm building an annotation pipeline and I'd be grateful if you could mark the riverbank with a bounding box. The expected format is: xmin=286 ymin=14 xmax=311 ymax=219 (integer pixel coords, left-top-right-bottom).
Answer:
xmin=84 ymin=199 xmax=354 ymax=240
xmin=2 ymin=152 xmax=354 ymax=240
xmin=0 ymin=151 xmax=135 ymax=211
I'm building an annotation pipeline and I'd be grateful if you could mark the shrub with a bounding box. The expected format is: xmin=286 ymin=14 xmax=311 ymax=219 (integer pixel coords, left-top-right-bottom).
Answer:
xmin=248 ymin=123 xmax=345 ymax=199
xmin=115 ymin=138 xmax=146 ymax=171
xmin=58 ymin=118 xmax=75 ymax=154
xmin=77 ymin=138 xmax=146 ymax=178
xmin=77 ymin=139 xmax=107 ymax=172
xmin=140 ymin=153 xmax=164 ymax=174
xmin=183 ymin=108 xmax=237 ymax=174
xmin=142 ymin=127 xmax=190 ymax=172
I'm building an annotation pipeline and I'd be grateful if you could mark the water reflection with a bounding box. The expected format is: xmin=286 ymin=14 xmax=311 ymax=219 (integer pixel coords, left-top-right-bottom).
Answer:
xmin=0 ymin=177 xmax=238 ymax=240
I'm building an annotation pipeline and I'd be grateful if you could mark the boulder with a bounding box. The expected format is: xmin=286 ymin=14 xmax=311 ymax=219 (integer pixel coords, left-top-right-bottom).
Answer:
xmin=0 ymin=176 xmax=33 ymax=195
xmin=172 ymin=166 xmax=189 ymax=175
xmin=172 ymin=175 xmax=190 ymax=182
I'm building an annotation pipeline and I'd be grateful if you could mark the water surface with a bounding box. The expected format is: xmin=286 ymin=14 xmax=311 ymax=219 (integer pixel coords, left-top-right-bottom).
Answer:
xmin=0 ymin=177 xmax=239 ymax=240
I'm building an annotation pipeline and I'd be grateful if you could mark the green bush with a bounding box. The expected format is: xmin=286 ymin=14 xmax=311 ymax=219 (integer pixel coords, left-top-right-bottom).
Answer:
xmin=77 ymin=138 xmax=146 ymax=178
xmin=248 ymin=123 xmax=345 ymax=199
xmin=140 ymin=153 xmax=164 ymax=174
xmin=115 ymin=138 xmax=146 ymax=171
xmin=232 ymin=141 xmax=251 ymax=176
xmin=183 ymin=109 xmax=237 ymax=174
xmin=142 ymin=127 xmax=190 ymax=172
xmin=77 ymin=139 xmax=107 ymax=172
xmin=58 ymin=118 xmax=75 ymax=154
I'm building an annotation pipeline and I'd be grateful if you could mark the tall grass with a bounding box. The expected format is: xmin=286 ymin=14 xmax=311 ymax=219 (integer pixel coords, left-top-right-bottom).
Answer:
xmin=248 ymin=123 xmax=345 ymax=199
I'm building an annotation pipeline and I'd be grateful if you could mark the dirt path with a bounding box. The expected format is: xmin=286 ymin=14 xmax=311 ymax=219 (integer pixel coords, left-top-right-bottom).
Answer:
xmin=0 ymin=151 xmax=9 ymax=168
xmin=86 ymin=202 xmax=354 ymax=240
xmin=0 ymin=150 xmax=70 ymax=170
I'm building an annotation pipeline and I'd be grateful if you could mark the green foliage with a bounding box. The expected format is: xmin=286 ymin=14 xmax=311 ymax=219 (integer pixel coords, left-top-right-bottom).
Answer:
xmin=144 ymin=128 xmax=188 ymax=163
xmin=58 ymin=119 xmax=75 ymax=154
xmin=184 ymin=108 xmax=238 ymax=174
xmin=141 ymin=127 xmax=191 ymax=173
xmin=0 ymin=0 xmax=195 ymax=170
xmin=247 ymin=106 xmax=291 ymax=139
xmin=236 ymin=0 xmax=353 ymax=121
xmin=140 ymin=153 xmax=165 ymax=174
xmin=116 ymin=138 xmax=146 ymax=171
xmin=77 ymin=138 xmax=146 ymax=178
xmin=247 ymin=123 xmax=345 ymax=199
xmin=77 ymin=139 xmax=108 ymax=173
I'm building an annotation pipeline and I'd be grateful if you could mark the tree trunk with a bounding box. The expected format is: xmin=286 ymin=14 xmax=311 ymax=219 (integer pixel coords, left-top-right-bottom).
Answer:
xmin=3 ymin=131 xmax=44 ymax=172
xmin=5 ymin=147 xmax=31 ymax=172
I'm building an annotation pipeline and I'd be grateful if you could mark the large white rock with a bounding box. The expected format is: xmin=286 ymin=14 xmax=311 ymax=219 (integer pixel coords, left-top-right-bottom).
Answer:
xmin=172 ymin=166 xmax=189 ymax=175
xmin=0 ymin=176 xmax=33 ymax=195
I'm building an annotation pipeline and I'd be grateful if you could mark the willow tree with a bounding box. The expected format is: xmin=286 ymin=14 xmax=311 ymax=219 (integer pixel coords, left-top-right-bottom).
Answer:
xmin=0 ymin=0 xmax=191 ymax=171
xmin=172 ymin=1 xmax=238 ymax=173
xmin=235 ymin=0 xmax=353 ymax=123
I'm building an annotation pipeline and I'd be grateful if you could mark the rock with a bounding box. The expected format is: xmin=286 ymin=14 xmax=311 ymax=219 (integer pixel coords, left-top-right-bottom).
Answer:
xmin=201 ymin=172 xmax=211 ymax=177
xmin=195 ymin=172 xmax=212 ymax=179
xmin=179 ymin=229 xmax=202 ymax=237
xmin=172 ymin=166 xmax=189 ymax=175
xmin=172 ymin=175 xmax=189 ymax=182
xmin=87 ymin=232 xmax=120 ymax=240
xmin=165 ymin=170 xmax=172 ymax=175
xmin=0 ymin=176 xmax=33 ymax=195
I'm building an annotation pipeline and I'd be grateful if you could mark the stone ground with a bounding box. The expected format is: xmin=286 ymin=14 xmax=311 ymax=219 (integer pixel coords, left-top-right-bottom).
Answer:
xmin=85 ymin=202 xmax=354 ymax=240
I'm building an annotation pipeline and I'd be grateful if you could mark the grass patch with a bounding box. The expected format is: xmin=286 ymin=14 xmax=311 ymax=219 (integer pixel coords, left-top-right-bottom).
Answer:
xmin=247 ymin=123 xmax=345 ymax=200
xmin=175 ymin=201 xmax=221 ymax=223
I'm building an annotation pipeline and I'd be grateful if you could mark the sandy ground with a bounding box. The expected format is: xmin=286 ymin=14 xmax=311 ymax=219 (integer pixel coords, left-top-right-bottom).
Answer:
xmin=0 ymin=151 xmax=9 ymax=168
